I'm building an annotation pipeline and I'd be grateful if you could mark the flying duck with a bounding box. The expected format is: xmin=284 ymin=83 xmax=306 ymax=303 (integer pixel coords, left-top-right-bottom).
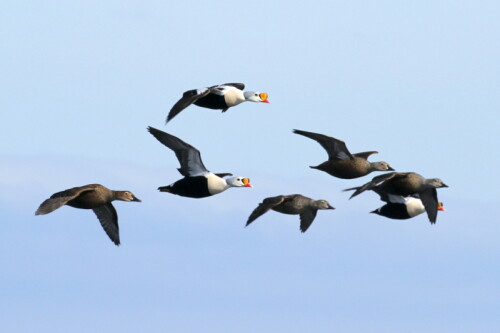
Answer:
xmin=293 ymin=129 xmax=394 ymax=179
xmin=35 ymin=184 xmax=141 ymax=246
xmin=370 ymin=192 xmax=446 ymax=222
xmin=147 ymin=126 xmax=252 ymax=198
xmin=246 ymin=194 xmax=335 ymax=232
xmin=166 ymin=83 xmax=270 ymax=123
xmin=345 ymin=172 xmax=448 ymax=223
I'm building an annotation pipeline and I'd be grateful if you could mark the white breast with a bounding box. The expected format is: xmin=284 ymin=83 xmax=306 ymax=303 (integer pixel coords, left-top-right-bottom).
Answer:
xmin=405 ymin=197 xmax=426 ymax=217
xmin=222 ymin=87 xmax=245 ymax=107
xmin=206 ymin=173 xmax=229 ymax=195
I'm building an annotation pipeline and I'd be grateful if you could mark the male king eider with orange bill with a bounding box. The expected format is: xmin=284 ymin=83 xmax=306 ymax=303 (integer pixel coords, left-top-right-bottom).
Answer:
xmin=166 ymin=83 xmax=270 ymax=123
xmin=147 ymin=126 xmax=252 ymax=198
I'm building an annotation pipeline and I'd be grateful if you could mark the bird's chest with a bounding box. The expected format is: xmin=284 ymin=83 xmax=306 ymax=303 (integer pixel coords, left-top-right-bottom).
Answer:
xmin=405 ymin=199 xmax=425 ymax=217
xmin=206 ymin=174 xmax=228 ymax=195
xmin=222 ymin=90 xmax=245 ymax=107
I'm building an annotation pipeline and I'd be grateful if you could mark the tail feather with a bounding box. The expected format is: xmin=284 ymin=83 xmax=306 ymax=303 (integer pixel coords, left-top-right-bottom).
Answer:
xmin=158 ymin=186 xmax=171 ymax=193
xmin=342 ymin=186 xmax=363 ymax=199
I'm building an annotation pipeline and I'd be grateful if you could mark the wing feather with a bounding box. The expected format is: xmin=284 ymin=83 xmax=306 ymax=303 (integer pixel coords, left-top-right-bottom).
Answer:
xmin=35 ymin=185 xmax=97 ymax=215
xmin=148 ymin=127 xmax=208 ymax=176
xmin=166 ymin=88 xmax=211 ymax=123
xmin=246 ymin=196 xmax=285 ymax=227
xmin=92 ymin=203 xmax=120 ymax=246
xmin=419 ymin=188 xmax=439 ymax=224
xmin=293 ymin=129 xmax=354 ymax=161
xmin=299 ymin=210 xmax=318 ymax=232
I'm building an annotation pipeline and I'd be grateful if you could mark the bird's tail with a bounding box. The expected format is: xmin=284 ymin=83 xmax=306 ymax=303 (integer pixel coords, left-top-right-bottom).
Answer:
xmin=343 ymin=186 xmax=360 ymax=192
xmin=158 ymin=186 xmax=172 ymax=193
xmin=342 ymin=186 xmax=363 ymax=199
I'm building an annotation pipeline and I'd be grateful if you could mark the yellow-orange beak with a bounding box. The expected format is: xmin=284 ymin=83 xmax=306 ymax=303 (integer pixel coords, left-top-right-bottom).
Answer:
xmin=437 ymin=202 xmax=446 ymax=211
xmin=259 ymin=93 xmax=270 ymax=103
xmin=243 ymin=177 xmax=253 ymax=187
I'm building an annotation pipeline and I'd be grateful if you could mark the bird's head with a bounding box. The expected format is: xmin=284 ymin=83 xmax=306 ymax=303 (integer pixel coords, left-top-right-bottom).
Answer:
xmin=244 ymin=91 xmax=270 ymax=103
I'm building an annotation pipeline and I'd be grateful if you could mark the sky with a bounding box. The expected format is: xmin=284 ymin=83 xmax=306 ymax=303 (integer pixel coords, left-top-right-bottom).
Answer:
xmin=1 ymin=1 xmax=499 ymax=332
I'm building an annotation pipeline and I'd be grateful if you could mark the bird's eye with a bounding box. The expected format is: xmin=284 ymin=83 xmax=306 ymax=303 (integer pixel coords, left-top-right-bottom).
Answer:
xmin=254 ymin=93 xmax=258 ymax=96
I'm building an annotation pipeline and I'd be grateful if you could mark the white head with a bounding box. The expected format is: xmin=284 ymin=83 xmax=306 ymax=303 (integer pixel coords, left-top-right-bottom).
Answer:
xmin=243 ymin=91 xmax=270 ymax=103
xmin=225 ymin=176 xmax=253 ymax=188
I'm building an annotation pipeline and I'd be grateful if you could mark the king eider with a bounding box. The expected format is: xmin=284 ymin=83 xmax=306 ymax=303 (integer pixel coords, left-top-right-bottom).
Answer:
xmin=246 ymin=194 xmax=335 ymax=232
xmin=147 ymin=126 xmax=252 ymax=198
xmin=369 ymin=191 xmax=446 ymax=221
xmin=344 ymin=172 xmax=448 ymax=223
xmin=35 ymin=184 xmax=141 ymax=246
xmin=166 ymin=83 xmax=270 ymax=123
xmin=293 ymin=129 xmax=394 ymax=179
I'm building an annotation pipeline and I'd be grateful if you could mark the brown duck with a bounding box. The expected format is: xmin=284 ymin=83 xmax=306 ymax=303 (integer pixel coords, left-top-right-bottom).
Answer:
xmin=345 ymin=172 xmax=448 ymax=223
xmin=246 ymin=194 xmax=335 ymax=232
xmin=35 ymin=184 xmax=141 ymax=246
xmin=293 ymin=129 xmax=394 ymax=179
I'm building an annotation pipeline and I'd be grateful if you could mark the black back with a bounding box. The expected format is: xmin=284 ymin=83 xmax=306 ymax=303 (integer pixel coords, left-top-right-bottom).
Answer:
xmin=194 ymin=93 xmax=227 ymax=110
xmin=169 ymin=176 xmax=212 ymax=198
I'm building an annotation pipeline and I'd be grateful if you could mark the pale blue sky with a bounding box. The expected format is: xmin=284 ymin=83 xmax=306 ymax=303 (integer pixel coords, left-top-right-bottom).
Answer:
xmin=1 ymin=1 xmax=499 ymax=332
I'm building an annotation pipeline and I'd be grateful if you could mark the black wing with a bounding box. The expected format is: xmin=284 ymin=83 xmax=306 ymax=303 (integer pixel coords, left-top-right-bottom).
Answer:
xmin=148 ymin=126 xmax=208 ymax=176
xmin=299 ymin=209 xmax=318 ymax=232
xmin=293 ymin=129 xmax=353 ymax=161
xmin=353 ymin=151 xmax=378 ymax=160
xmin=93 ymin=203 xmax=120 ymax=246
xmin=419 ymin=188 xmax=439 ymax=224
xmin=214 ymin=173 xmax=233 ymax=178
xmin=221 ymin=83 xmax=245 ymax=90
xmin=344 ymin=172 xmax=401 ymax=199
xmin=166 ymin=87 xmax=211 ymax=123
xmin=35 ymin=185 xmax=98 ymax=215
xmin=246 ymin=196 xmax=285 ymax=227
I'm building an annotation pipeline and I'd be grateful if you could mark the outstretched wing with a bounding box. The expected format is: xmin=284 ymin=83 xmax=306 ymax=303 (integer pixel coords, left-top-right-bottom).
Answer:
xmin=344 ymin=172 xmax=401 ymax=199
xmin=353 ymin=151 xmax=378 ymax=160
xmin=166 ymin=87 xmax=211 ymax=123
xmin=35 ymin=185 xmax=98 ymax=215
xmin=148 ymin=126 xmax=209 ymax=176
xmin=221 ymin=83 xmax=245 ymax=90
xmin=214 ymin=173 xmax=233 ymax=178
xmin=293 ymin=129 xmax=353 ymax=161
xmin=299 ymin=209 xmax=318 ymax=233
xmin=92 ymin=203 xmax=120 ymax=246
xmin=246 ymin=196 xmax=285 ymax=227
xmin=419 ymin=188 xmax=439 ymax=224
